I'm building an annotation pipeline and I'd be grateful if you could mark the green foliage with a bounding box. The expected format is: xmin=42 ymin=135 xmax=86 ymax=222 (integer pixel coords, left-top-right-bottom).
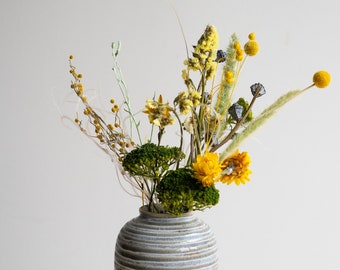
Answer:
xmin=122 ymin=143 xmax=185 ymax=180
xmin=156 ymin=168 xmax=220 ymax=215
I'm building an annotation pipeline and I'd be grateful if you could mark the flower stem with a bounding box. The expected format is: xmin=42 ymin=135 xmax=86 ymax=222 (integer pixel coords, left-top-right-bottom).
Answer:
xmin=210 ymin=83 xmax=262 ymax=152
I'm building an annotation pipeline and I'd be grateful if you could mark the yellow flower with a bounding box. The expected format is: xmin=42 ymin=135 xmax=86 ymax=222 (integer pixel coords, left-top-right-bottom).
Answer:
xmin=181 ymin=69 xmax=189 ymax=80
xmin=143 ymin=95 xmax=175 ymax=128
xmin=244 ymin=40 xmax=259 ymax=56
xmin=184 ymin=57 xmax=200 ymax=71
xmin=236 ymin=49 xmax=244 ymax=61
xmin=313 ymin=70 xmax=331 ymax=88
xmin=225 ymin=70 xmax=234 ymax=83
xmin=248 ymin=32 xmax=256 ymax=40
xmin=193 ymin=152 xmax=222 ymax=187
xmin=185 ymin=25 xmax=219 ymax=79
xmin=180 ymin=99 xmax=193 ymax=115
xmin=234 ymin=42 xmax=241 ymax=50
xmin=206 ymin=60 xmax=218 ymax=80
xmin=244 ymin=33 xmax=259 ymax=56
xmin=175 ymin=90 xmax=201 ymax=115
xmin=220 ymin=150 xmax=252 ymax=185
xmin=188 ymin=90 xmax=201 ymax=106
xmin=174 ymin=91 xmax=188 ymax=102
xmin=196 ymin=25 xmax=219 ymax=53
xmin=234 ymin=41 xmax=244 ymax=61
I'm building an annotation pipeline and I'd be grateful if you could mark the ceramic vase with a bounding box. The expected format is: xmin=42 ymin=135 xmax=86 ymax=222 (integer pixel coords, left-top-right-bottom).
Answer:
xmin=114 ymin=206 xmax=218 ymax=269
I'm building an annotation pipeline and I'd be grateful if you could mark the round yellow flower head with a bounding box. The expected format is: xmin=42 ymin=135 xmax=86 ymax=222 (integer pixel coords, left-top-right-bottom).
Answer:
xmin=313 ymin=70 xmax=331 ymax=88
xmin=234 ymin=42 xmax=241 ymax=50
xmin=244 ymin=33 xmax=259 ymax=56
xmin=248 ymin=32 xmax=256 ymax=40
xmin=236 ymin=50 xmax=244 ymax=61
xmin=244 ymin=40 xmax=259 ymax=56
xmin=225 ymin=70 xmax=234 ymax=83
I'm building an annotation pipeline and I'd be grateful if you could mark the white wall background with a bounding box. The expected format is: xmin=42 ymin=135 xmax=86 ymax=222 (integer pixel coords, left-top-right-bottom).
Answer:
xmin=1 ymin=0 xmax=339 ymax=269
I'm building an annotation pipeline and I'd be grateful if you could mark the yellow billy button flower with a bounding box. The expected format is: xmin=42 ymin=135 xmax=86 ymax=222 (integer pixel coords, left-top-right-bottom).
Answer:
xmin=313 ymin=70 xmax=331 ymax=88
xmin=192 ymin=152 xmax=222 ymax=187
xmin=234 ymin=42 xmax=244 ymax=61
xmin=225 ymin=70 xmax=234 ymax=83
xmin=248 ymin=32 xmax=256 ymax=40
xmin=244 ymin=33 xmax=259 ymax=56
xmin=220 ymin=150 xmax=252 ymax=185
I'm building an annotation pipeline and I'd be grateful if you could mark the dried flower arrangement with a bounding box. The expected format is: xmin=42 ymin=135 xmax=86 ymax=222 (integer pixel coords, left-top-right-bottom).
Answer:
xmin=67 ymin=25 xmax=330 ymax=215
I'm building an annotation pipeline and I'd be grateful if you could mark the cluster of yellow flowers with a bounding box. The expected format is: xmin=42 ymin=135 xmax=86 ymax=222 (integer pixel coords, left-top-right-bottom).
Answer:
xmin=136 ymin=26 xmax=263 ymax=188
xmin=67 ymin=25 xmax=331 ymax=214
xmin=192 ymin=151 xmax=252 ymax=187
xmin=244 ymin=32 xmax=259 ymax=56
xmin=174 ymin=90 xmax=201 ymax=115
xmin=183 ymin=25 xmax=219 ymax=80
xmin=233 ymin=42 xmax=244 ymax=62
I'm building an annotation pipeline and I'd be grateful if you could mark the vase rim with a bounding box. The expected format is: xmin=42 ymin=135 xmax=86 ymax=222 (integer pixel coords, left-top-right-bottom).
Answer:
xmin=139 ymin=205 xmax=194 ymax=218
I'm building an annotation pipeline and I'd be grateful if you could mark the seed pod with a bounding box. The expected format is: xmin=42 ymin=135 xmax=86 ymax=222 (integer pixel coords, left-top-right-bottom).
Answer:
xmin=228 ymin=102 xmax=244 ymax=121
xmin=250 ymin=83 xmax=266 ymax=97
xmin=215 ymin=50 xmax=227 ymax=62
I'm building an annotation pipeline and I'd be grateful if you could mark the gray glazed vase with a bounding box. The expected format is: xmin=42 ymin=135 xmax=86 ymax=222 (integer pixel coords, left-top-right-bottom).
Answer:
xmin=114 ymin=206 xmax=218 ymax=269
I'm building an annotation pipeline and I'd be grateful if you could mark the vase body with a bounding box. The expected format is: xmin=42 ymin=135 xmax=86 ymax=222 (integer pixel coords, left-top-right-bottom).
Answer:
xmin=114 ymin=206 xmax=218 ymax=269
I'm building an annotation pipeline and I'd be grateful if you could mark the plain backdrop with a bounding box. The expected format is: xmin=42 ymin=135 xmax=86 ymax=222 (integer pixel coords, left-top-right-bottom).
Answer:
xmin=1 ymin=0 xmax=340 ymax=269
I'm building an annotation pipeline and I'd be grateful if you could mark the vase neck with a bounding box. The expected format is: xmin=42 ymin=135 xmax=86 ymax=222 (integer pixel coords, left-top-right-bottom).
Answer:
xmin=139 ymin=205 xmax=193 ymax=218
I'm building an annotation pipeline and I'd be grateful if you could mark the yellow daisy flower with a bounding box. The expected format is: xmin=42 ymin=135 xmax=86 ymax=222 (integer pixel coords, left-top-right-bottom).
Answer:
xmin=220 ymin=150 xmax=252 ymax=185
xmin=193 ymin=152 xmax=222 ymax=187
